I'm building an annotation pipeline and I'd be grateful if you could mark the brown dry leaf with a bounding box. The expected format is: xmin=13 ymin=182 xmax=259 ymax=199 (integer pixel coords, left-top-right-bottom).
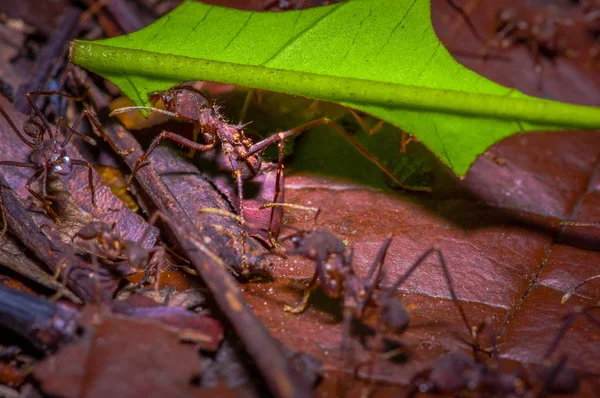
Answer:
xmin=34 ymin=308 xmax=209 ymax=398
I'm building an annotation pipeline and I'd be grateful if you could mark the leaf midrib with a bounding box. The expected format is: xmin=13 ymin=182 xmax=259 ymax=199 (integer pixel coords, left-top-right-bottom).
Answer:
xmin=71 ymin=40 xmax=600 ymax=129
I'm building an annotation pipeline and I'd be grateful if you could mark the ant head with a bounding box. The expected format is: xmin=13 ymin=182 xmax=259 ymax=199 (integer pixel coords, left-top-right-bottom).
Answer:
xmin=23 ymin=114 xmax=46 ymax=143
xmin=380 ymin=297 xmax=410 ymax=335
xmin=149 ymin=90 xmax=175 ymax=112
xmin=125 ymin=244 xmax=149 ymax=269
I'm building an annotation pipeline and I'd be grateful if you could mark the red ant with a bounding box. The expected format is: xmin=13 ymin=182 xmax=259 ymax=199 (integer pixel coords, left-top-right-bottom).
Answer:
xmin=278 ymin=220 xmax=476 ymax=395
xmin=407 ymin=307 xmax=600 ymax=397
xmin=110 ymin=85 xmax=432 ymax=274
xmin=0 ymin=92 xmax=100 ymax=223
xmin=281 ymin=226 xmax=470 ymax=333
xmin=56 ymin=212 xmax=165 ymax=300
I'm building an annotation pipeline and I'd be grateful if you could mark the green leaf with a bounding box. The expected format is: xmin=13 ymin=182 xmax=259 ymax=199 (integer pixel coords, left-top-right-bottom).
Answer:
xmin=70 ymin=0 xmax=600 ymax=176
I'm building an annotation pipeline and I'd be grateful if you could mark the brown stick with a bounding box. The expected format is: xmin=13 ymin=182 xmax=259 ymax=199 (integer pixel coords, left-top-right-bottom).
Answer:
xmin=102 ymin=124 xmax=315 ymax=398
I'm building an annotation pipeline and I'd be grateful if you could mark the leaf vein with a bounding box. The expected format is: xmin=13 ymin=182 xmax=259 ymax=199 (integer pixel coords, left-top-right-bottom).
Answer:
xmin=223 ymin=12 xmax=254 ymax=51
xmin=376 ymin=0 xmax=418 ymax=57
xmin=191 ymin=5 xmax=213 ymax=33
xmin=260 ymin=2 xmax=345 ymax=66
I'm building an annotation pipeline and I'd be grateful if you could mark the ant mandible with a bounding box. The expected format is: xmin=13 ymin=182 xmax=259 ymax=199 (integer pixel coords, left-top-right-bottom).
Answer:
xmin=0 ymin=91 xmax=100 ymax=223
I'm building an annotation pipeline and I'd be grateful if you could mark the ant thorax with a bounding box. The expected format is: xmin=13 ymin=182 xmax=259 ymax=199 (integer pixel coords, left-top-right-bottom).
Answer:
xmin=31 ymin=140 xmax=72 ymax=175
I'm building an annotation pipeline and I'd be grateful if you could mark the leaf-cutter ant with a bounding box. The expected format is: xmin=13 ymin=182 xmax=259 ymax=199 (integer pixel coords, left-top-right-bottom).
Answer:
xmin=277 ymin=217 xmax=476 ymax=395
xmin=110 ymin=85 xmax=429 ymax=275
xmin=0 ymin=92 xmax=100 ymax=223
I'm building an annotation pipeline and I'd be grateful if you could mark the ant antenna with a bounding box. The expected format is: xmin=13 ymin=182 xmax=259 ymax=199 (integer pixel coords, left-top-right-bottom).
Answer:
xmin=110 ymin=106 xmax=179 ymax=118
xmin=562 ymin=275 xmax=600 ymax=304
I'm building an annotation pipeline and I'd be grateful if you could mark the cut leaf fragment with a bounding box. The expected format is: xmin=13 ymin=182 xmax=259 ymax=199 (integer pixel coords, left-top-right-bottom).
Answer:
xmin=70 ymin=0 xmax=600 ymax=176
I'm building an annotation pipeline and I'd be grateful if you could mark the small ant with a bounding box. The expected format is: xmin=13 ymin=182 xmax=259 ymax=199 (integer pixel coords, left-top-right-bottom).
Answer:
xmin=0 ymin=91 xmax=105 ymax=223
xmin=281 ymin=226 xmax=471 ymax=335
xmin=278 ymin=218 xmax=476 ymax=395
xmin=57 ymin=212 xmax=165 ymax=300
xmin=407 ymin=306 xmax=600 ymax=397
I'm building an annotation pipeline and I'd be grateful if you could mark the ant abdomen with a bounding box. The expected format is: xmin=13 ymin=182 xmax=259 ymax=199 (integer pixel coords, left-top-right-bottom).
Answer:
xmin=124 ymin=244 xmax=150 ymax=269
xmin=380 ymin=298 xmax=410 ymax=335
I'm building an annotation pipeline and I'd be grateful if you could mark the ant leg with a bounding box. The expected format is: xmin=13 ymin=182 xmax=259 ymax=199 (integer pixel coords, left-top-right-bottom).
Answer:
xmin=76 ymin=109 xmax=131 ymax=154
xmin=359 ymin=235 xmax=393 ymax=315
xmin=126 ymin=130 xmax=216 ymax=188
xmin=400 ymin=130 xmax=419 ymax=153
xmin=234 ymin=170 xmax=250 ymax=276
xmin=60 ymin=114 xmax=97 ymax=147
xmin=385 ymin=247 xmax=473 ymax=340
xmin=347 ymin=108 xmax=418 ymax=153
xmin=267 ymin=137 xmax=286 ymax=243
xmin=148 ymin=246 xmax=165 ymax=300
xmin=185 ymin=125 xmax=202 ymax=159
xmin=327 ymin=120 xmax=430 ymax=192
xmin=25 ymin=91 xmax=58 ymax=139
xmin=24 ymin=168 xmax=60 ymax=223
xmin=70 ymin=159 xmax=96 ymax=208
xmin=245 ymin=118 xmax=333 ymax=157
xmin=0 ymin=107 xmax=36 ymax=149
xmin=284 ymin=272 xmax=318 ymax=313
xmin=283 ymin=251 xmax=329 ymax=313
xmin=346 ymin=108 xmax=385 ymax=136
xmin=562 ymin=274 xmax=600 ymax=303
xmin=49 ymin=253 xmax=74 ymax=302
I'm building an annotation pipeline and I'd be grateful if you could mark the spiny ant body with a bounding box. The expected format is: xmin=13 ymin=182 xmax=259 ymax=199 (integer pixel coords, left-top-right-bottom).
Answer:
xmin=0 ymin=91 xmax=103 ymax=223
